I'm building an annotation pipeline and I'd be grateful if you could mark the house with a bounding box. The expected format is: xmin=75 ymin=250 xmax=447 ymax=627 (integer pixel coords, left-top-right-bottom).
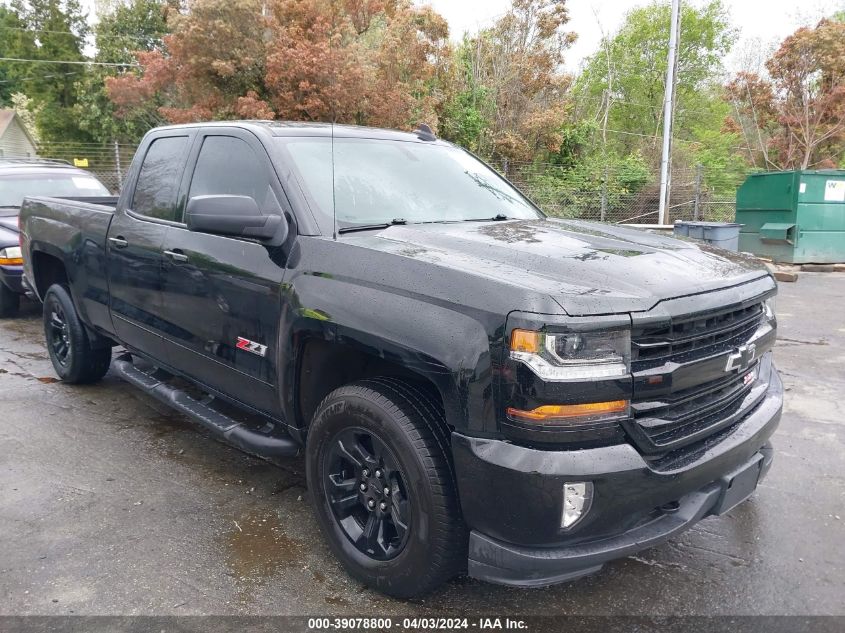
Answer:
xmin=0 ymin=109 xmax=38 ymax=158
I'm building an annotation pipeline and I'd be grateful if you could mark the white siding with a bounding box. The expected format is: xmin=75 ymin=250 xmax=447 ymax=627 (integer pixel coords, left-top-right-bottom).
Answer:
xmin=0 ymin=118 xmax=38 ymax=158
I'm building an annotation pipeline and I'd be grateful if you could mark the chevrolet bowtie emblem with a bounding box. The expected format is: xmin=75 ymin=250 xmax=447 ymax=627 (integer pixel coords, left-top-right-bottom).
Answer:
xmin=725 ymin=343 xmax=756 ymax=372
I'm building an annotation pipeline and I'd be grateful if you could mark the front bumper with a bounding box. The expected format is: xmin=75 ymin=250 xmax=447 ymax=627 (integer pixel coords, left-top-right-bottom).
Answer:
xmin=453 ymin=369 xmax=782 ymax=587
xmin=0 ymin=264 xmax=25 ymax=295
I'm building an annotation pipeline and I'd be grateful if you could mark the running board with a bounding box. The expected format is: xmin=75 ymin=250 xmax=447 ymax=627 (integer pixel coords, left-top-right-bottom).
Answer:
xmin=112 ymin=354 xmax=300 ymax=458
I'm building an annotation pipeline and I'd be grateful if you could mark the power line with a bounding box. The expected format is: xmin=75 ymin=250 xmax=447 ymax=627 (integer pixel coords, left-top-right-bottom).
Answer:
xmin=0 ymin=24 xmax=164 ymax=42
xmin=0 ymin=25 xmax=87 ymax=38
xmin=0 ymin=71 xmax=80 ymax=84
xmin=0 ymin=57 xmax=138 ymax=67
xmin=575 ymin=93 xmax=730 ymax=119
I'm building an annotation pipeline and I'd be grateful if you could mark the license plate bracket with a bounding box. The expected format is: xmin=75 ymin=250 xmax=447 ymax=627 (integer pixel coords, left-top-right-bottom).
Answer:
xmin=712 ymin=453 xmax=764 ymax=515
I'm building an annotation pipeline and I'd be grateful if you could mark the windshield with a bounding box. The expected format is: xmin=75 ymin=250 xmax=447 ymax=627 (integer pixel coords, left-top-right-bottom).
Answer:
xmin=0 ymin=172 xmax=110 ymax=208
xmin=277 ymin=137 xmax=543 ymax=229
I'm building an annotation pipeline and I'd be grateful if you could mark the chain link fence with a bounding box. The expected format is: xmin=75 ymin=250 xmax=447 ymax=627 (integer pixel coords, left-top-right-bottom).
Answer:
xmin=35 ymin=141 xmax=135 ymax=195
xmin=500 ymin=161 xmax=743 ymax=224
xmin=36 ymin=141 xmax=744 ymax=224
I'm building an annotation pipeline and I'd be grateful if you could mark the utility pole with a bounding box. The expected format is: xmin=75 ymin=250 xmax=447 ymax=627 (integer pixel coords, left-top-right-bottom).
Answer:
xmin=693 ymin=163 xmax=702 ymax=220
xmin=657 ymin=0 xmax=681 ymax=225
xmin=113 ymin=140 xmax=123 ymax=190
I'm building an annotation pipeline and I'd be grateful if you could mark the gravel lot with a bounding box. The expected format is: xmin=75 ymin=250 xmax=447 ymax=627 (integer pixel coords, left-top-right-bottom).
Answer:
xmin=1 ymin=273 xmax=843 ymax=616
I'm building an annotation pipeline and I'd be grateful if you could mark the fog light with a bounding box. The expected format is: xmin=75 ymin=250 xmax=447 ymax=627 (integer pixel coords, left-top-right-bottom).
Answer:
xmin=562 ymin=482 xmax=593 ymax=529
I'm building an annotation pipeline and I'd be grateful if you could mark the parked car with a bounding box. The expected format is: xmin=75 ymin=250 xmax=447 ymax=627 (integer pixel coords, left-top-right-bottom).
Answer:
xmin=0 ymin=158 xmax=112 ymax=316
xmin=18 ymin=122 xmax=783 ymax=598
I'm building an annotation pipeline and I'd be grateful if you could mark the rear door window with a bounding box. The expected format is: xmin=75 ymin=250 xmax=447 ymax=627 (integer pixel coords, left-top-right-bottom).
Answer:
xmin=131 ymin=136 xmax=189 ymax=221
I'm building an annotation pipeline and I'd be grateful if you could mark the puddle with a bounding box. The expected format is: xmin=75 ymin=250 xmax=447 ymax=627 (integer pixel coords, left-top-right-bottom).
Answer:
xmin=223 ymin=511 xmax=305 ymax=583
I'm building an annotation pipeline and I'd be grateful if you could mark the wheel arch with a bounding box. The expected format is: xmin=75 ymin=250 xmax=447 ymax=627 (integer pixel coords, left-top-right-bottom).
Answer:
xmin=29 ymin=247 xmax=68 ymax=301
xmin=292 ymin=336 xmax=461 ymax=436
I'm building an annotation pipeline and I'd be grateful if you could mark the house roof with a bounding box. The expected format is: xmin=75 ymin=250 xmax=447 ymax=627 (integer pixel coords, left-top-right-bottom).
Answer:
xmin=0 ymin=109 xmax=37 ymax=148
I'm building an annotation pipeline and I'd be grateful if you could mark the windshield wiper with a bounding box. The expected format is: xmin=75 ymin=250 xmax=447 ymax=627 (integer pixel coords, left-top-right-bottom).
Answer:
xmin=460 ymin=213 xmax=511 ymax=222
xmin=338 ymin=218 xmax=408 ymax=234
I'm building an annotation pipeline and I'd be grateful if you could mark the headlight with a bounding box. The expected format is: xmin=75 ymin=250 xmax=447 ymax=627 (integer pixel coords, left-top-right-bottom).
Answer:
xmin=0 ymin=246 xmax=23 ymax=265
xmin=510 ymin=328 xmax=631 ymax=381
xmin=763 ymin=296 xmax=776 ymax=321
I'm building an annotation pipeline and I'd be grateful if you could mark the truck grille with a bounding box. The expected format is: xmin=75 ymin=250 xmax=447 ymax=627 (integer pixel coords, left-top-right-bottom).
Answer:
xmin=632 ymin=301 xmax=764 ymax=371
xmin=630 ymin=368 xmax=760 ymax=450
xmin=627 ymin=299 xmax=769 ymax=455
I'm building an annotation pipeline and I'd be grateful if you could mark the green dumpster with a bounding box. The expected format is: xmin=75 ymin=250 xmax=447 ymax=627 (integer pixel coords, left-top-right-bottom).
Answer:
xmin=736 ymin=170 xmax=845 ymax=263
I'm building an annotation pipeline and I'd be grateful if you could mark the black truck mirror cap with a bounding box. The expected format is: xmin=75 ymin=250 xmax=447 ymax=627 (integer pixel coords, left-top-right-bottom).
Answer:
xmin=186 ymin=195 xmax=282 ymax=240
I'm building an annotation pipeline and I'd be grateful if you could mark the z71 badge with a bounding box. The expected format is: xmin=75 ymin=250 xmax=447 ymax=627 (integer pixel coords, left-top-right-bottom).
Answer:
xmin=236 ymin=337 xmax=267 ymax=357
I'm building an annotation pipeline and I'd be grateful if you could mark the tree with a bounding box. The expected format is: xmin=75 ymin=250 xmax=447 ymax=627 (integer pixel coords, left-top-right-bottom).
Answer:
xmin=442 ymin=0 xmax=575 ymax=162
xmin=0 ymin=3 xmax=38 ymax=105
xmin=9 ymin=92 xmax=40 ymax=141
xmin=74 ymin=0 xmax=172 ymax=142
xmin=107 ymin=0 xmax=450 ymax=129
xmin=575 ymin=0 xmax=735 ymax=156
xmin=438 ymin=37 xmax=491 ymax=153
xmin=108 ymin=0 xmax=269 ymax=123
xmin=10 ymin=0 xmax=91 ymax=142
xmin=727 ymin=18 xmax=845 ymax=169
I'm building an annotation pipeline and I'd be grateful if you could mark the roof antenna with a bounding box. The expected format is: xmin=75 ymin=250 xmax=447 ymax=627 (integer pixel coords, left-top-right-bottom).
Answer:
xmin=331 ymin=120 xmax=338 ymax=241
xmin=414 ymin=123 xmax=436 ymax=142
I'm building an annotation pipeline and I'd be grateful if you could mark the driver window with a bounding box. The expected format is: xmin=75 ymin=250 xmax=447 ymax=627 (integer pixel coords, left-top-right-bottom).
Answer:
xmin=188 ymin=136 xmax=269 ymax=211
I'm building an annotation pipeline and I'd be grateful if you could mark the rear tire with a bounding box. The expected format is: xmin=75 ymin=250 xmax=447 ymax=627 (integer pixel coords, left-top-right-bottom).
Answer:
xmin=306 ymin=377 xmax=466 ymax=598
xmin=0 ymin=282 xmax=20 ymax=318
xmin=43 ymin=284 xmax=111 ymax=384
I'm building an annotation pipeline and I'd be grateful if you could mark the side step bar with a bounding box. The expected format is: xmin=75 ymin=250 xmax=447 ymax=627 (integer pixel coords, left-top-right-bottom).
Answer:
xmin=112 ymin=354 xmax=300 ymax=458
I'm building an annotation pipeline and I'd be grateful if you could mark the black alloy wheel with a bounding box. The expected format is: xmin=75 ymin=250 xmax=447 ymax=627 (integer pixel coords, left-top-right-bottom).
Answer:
xmin=323 ymin=427 xmax=411 ymax=561
xmin=42 ymin=284 xmax=111 ymax=384
xmin=46 ymin=298 xmax=71 ymax=366
xmin=306 ymin=378 xmax=466 ymax=598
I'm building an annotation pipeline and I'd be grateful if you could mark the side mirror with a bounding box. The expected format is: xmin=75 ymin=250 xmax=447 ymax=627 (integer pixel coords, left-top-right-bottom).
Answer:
xmin=186 ymin=195 xmax=284 ymax=241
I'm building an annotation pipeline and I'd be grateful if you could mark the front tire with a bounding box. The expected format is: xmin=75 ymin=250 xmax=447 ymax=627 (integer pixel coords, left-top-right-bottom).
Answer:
xmin=306 ymin=378 xmax=466 ymax=598
xmin=43 ymin=284 xmax=111 ymax=384
xmin=0 ymin=282 xmax=20 ymax=318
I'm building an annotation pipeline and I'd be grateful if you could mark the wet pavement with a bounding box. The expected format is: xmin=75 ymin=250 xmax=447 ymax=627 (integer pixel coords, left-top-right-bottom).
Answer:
xmin=0 ymin=274 xmax=843 ymax=616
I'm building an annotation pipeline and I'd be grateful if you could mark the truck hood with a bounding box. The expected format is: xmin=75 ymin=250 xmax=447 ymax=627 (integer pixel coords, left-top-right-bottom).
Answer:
xmin=0 ymin=214 xmax=19 ymax=234
xmin=356 ymin=218 xmax=770 ymax=315
xmin=0 ymin=213 xmax=19 ymax=248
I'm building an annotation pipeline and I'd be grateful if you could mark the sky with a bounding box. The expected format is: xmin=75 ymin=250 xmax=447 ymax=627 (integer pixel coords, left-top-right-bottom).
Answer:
xmin=423 ymin=0 xmax=845 ymax=73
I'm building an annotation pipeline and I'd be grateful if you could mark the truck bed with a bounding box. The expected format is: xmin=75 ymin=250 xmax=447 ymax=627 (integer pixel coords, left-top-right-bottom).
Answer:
xmin=20 ymin=195 xmax=118 ymax=334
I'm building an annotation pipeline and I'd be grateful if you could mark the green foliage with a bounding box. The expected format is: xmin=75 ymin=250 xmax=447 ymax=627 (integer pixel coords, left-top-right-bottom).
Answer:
xmin=550 ymin=120 xmax=598 ymax=169
xmin=9 ymin=0 xmax=92 ymax=142
xmin=519 ymin=151 xmax=651 ymax=218
xmin=439 ymin=88 xmax=488 ymax=151
xmin=677 ymin=90 xmax=749 ymax=195
xmin=575 ymin=0 xmax=736 ymax=156
xmin=438 ymin=39 xmax=489 ymax=152
xmin=73 ymin=0 xmax=170 ymax=143
xmin=0 ymin=4 xmax=38 ymax=104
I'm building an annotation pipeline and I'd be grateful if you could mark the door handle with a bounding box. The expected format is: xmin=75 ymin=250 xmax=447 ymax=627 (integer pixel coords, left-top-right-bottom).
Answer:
xmin=164 ymin=249 xmax=188 ymax=262
xmin=108 ymin=236 xmax=128 ymax=249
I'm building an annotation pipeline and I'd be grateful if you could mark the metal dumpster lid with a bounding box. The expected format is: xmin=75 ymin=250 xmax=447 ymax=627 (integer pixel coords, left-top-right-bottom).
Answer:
xmin=674 ymin=221 xmax=743 ymax=228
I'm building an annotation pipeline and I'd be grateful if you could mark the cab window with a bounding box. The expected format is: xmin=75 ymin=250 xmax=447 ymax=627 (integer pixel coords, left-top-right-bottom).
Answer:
xmin=131 ymin=136 xmax=189 ymax=221
xmin=188 ymin=136 xmax=269 ymax=207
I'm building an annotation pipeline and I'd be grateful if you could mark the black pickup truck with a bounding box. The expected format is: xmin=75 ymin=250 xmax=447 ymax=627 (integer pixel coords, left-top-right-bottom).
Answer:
xmin=19 ymin=121 xmax=782 ymax=598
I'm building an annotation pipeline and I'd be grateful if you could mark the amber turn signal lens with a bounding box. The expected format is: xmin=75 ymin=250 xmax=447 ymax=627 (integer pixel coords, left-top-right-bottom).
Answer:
xmin=0 ymin=257 xmax=23 ymax=265
xmin=507 ymin=400 xmax=629 ymax=422
xmin=510 ymin=329 xmax=541 ymax=353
